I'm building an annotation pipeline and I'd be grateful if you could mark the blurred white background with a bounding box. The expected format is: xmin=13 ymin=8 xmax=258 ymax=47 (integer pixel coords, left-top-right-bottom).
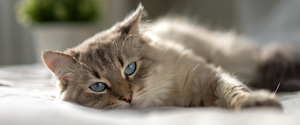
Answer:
xmin=1 ymin=0 xmax=300 ymax=65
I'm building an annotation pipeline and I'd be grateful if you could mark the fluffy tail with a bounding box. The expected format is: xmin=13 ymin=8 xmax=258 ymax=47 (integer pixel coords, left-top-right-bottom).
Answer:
xmin=252 ymin=44 xmax=300 ymax=92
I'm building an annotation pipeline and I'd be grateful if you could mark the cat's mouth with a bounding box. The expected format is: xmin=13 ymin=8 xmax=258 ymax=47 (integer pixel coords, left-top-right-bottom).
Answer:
xmin=130 ymin=104 xmax=137 ymax=109
xmin=129 ymin=100 xmax=142 ymax=109
xmin=129 ymin=102 xmax=138 ymax=109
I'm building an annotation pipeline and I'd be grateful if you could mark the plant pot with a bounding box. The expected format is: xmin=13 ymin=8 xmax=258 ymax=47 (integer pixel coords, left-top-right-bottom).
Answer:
xmin=32 ymin=23 xmax=96 ymax=61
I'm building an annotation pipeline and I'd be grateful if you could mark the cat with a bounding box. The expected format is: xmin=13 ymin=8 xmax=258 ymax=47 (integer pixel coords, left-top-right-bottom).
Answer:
xmin=41 ymin=4 xmax=289 ymax=110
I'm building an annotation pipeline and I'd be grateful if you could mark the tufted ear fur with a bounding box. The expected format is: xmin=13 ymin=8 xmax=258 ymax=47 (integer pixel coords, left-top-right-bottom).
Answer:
xmin=42 ymin=50 xmax=75 ymax=79
xmin=118 ymin=3 xmax=146 ymax=35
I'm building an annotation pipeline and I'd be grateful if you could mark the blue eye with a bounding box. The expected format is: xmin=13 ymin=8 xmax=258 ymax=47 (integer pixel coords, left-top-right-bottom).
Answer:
xmin=90 ymin=82 xmax=106 ymax=92
xmin=124 ymin=62 xmax=136 ymax=75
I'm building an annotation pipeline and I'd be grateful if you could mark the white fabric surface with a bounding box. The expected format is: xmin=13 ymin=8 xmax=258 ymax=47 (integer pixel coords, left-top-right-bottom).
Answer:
xmin=0 ymin=64 xmax=300 ymax=125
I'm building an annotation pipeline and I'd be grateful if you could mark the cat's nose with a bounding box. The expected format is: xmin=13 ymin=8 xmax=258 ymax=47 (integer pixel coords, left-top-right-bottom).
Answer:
xmin=121 ymin=93 xmax=132 ymax=103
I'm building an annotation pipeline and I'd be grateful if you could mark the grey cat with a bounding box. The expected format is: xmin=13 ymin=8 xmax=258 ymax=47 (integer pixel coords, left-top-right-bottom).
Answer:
xmin=42 ymin=4 xmax=290 ymax=110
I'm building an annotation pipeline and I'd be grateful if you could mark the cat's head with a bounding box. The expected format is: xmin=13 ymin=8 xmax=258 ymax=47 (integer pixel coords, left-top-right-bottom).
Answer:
xmin=42 ymin=4 xmax=160 ymax=109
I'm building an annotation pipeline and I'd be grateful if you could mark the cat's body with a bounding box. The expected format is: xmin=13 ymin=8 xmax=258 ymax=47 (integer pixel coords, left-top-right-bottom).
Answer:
xmin=42 ymin=4 xmax=294 ymax=110
xmin=149 ymin=17 xmax=260 ymax=83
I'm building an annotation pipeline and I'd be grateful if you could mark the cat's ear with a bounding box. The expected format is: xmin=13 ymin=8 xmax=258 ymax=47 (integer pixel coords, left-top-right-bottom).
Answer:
xmin=42 ymin=50 xmax=75 ymax=78
xmin=118 ymin=3 xmax=146 ymax=35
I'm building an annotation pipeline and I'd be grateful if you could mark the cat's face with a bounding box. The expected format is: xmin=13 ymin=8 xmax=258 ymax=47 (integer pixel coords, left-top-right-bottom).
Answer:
xmin=43 ymin=5 xmax=159 ymax=109
xmin=62 ymin=32 xmax=155 ymax=109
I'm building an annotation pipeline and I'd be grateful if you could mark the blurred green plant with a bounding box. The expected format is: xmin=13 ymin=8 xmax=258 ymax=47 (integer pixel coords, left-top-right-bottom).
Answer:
xmin=17 ymin=0 xmax=104 ymax=26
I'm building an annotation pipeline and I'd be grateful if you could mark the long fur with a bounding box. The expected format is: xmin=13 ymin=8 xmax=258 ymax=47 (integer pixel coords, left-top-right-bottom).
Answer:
xmin=41 ymin=4 xmax=292 ymax=110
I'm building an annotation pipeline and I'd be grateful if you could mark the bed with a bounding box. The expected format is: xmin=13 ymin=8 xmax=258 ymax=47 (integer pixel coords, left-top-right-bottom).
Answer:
xmin=0 ymin=64 xmax=300 ymax=125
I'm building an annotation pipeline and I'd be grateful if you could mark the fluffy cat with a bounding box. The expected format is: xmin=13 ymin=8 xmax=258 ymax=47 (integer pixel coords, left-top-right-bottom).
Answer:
xmin=42 ymin=4 xmax=286 ymax=110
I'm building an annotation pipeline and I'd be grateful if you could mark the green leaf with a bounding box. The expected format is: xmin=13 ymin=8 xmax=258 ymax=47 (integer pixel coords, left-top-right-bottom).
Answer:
xmin=17 ymin=0 xmax=104 ymax=25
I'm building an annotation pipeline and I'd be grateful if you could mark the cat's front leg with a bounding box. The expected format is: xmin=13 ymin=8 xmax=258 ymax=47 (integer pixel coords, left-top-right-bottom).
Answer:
xmin=214 ymin=73 xmax=282 ymax=110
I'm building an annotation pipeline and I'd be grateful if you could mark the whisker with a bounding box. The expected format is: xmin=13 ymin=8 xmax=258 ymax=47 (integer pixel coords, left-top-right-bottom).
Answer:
xmin=114 ymin=40 xmax=119 ymax=55
xmin=73 ymin=57 xmax=93 ymax=71
xmin=152 ymin=72 xmax=215 ymax=86
xmin=273 ymin=82 xmax=281 ymax=94
xmin=121 ymin=34 xmax=139 ymax=53
xmin=191 ymin=64 xmax=199 ymax=72
xmin=147 ymin=72 xmax=219 ymax=94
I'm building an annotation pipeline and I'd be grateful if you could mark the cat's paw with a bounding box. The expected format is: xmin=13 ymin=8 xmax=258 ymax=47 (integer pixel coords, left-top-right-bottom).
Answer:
xmin=231 ymin=90 xmax=282 ymax=110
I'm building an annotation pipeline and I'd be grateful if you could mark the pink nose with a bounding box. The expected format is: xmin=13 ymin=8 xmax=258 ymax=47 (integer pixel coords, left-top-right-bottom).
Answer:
xmin=121 ymin=93 xmax=132 ymax=103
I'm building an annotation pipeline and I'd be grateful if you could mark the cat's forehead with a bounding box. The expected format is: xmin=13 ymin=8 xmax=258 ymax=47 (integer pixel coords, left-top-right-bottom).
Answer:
xmin=70 ymin=32 xmax=122 ymax=55
xmin=67 ymin=31 xmax=144 ymax=72
xmin=78 ymin=31 xmax=143 ymax=56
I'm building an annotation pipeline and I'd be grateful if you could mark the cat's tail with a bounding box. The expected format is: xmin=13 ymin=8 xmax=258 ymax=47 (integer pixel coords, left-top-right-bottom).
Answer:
xmin=251 ymin=44 xmax=300 ymax=92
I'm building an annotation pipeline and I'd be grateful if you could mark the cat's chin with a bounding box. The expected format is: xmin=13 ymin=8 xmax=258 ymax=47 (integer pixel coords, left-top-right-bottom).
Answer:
xmin=117 ymin=104 xmax=138 ymax=109
xmin=129 ymin=99 xmax=146 ymax=109
xmin=130 ymin=103 xmax=140 ymax=109
xmin=113 ymin=100 xmax=144 ymax=109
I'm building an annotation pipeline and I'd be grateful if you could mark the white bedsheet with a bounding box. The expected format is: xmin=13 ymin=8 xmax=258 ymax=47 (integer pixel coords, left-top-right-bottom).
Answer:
xmin=0 ymin=64 xmax=300 ymax=125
